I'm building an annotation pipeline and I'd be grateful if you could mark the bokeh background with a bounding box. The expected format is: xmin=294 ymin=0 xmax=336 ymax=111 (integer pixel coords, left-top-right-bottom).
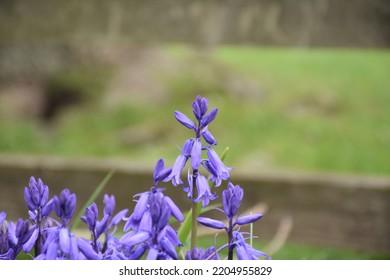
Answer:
xmin=0 ymin=0 xmax=389 ymax=259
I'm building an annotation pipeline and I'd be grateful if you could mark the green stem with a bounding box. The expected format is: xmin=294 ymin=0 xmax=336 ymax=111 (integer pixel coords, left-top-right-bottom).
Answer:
xmin=191 ymin=200 xmax=198 ymax=250
xmin=190 ymin=170 xmax=198 ymax=250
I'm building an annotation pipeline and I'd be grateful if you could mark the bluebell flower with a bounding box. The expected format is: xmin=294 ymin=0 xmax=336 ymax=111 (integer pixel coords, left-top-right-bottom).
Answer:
xmin=165 ymin=140 xmax=194 ymax=186
xmin=174 ymin=111 xmax=196 ymax=130
xmin=24 ymin=176 xmax=53 ymax=255
xmin=1 ymin=214 xmax=38 ymax=259
xmin=191 ymin=139 xmax=202 ymax=170
xmin=200 ymin=108 xmax=218 ymax=130
xmin=203 ymin=148 xmax=232 ymax=187
xmin=122 ymin=159 xmax=184 ymax=260
xmin=167 ymin=97 xmax=229 ymax=210
xmin=0 ymin=212 xmax=13 ymax=259
xmin=173 ymin=96 xmax=218 ymax=136
xmin=222 ymin=182 xmax=244 ymax=220
xmin=81 ymin=202 xmax=110 ymax=252
xmin=153 ymin=158 xmax=172 ymax=184
xmin=53 ymin=189 xmax=76 ymax=226
xmin=201 ymin=126 xmax=217 ymax=145
xmin=35 ymin=227 xmax=80 ymax=260
xmin=233 ymin=231 xmax=269 ymax=260
xmin=122 ymin=188 xmax=183 ymax=259
xmin=103 ymin=194 xmax=128 ymax=234
xmin=185 ymin=246 xmax=219 ymax=260
xmin=193 ymin=174 xmax=217 ymax=208
xmin=197 ymin=182 xmax=265 ymax=260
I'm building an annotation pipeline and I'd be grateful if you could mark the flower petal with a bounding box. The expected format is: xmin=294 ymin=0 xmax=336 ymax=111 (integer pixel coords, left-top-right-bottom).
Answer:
xmin=236 ymin=213 xmax=264 ymax=226
xmin=201 ymin=108 xmax=218 ymax=128
xmin=22 ymin=227 xmax=38 ymax=252
xmin=121 ymin=231 xmax=150 ymax=248
xmin=111 ymin=209 xmax=128 ymax=227
xmin=77 ymin=238 xmax=100 ymax=260
xmin=164 ymin=196 xmax=184 ymax=222
xmin=174 ymin=111 xmax=196 ymax=129
xmin=59 ymin=228 xmax=71 ymax=254
xmin=191 ymin=139 xmax=202 ymax=170
xmin=197 ymin=217 xmax=225 ymax=229
xmin=160 ymin=237 xmax=177 ymax=260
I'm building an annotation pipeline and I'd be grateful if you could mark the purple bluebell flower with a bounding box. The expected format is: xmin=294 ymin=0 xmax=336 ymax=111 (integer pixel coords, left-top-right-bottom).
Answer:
xmin=173 ymin=96 xmax=218 ymax=137
xmin=103 ymin=194 xmax=115 ymax=217
xmin=203 ymin=148 xmax=232 ymax=187
xmin=0 ymin=212 xmax=13 ymax=259
xmin=191 ymin=139 xmax=202 ymax=170
xmin=36 ymin=227 xmax=80 ymax=260
xmin=100 ymin=194 xmax=129 ymax=253
xmin=197 ymin=182 xmax=265 ymax=260
xmin=196 ymin=217 xmax=225 ymax=229
xmin=222 ymin=182 xmax=243 ymax=220
xmin=201 ymin=127 xmax=217 ymax=145
xmin=103 ymin=194 xmax=128 ymax=233
xmin=185 ymin=246 xmax=219 ymax=260
xmin=233 ymin=231 xmax=269 ymax=260
xmin=193 ymin=174 xmax=217 ymax=207
xmin=153 ymin=158 xmax=172 ymax=184
xmin=81 ymin=202 xmax=110 ymax=252
xmin=122 ymin=159 xmax=184 ymax=260
xmin=24 ymin=177 xmax=49 ymax=211
xmin=24 ymin=176 xmax=53 ymax=256
xmin=165 ymin=139 xmax=194 ymax=186
xmin=123 ymin=188 xmax=183 ymax=259
xmin=174 ymin=111 xmax=196 ymax=130
xmin=53 ymin=189 xmax=76 ymax=226
xmin=200 ymin=108 xmax=218 ymax=129
xmin=168 ymin=97 xmax=228 ymax=209
xmin=1 ymin=215 xmax=38 ymax=259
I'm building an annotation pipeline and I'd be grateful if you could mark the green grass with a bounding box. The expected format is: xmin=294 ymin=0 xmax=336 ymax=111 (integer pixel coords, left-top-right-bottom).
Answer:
xmin=1 ymin=46 xmax=389 ymax=176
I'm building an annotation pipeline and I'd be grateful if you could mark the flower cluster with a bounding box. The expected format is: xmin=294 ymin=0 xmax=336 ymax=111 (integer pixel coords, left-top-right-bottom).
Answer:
xmin=165 ymin=96 xmax=232 ymax=208
xmin=0 ymin=96 xmax=268 ymax=260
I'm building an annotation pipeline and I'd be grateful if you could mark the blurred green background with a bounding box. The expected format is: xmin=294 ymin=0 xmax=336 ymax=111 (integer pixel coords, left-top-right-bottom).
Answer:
xmin=0 ymin=0 xmax=389 ymax=259
xmin=1 ymin=46 xmax=389 ymax=176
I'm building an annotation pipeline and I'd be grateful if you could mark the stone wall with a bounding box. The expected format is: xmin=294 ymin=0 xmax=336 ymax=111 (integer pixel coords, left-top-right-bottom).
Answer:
xmin=0 ymin=0 xmax=389 ymax=47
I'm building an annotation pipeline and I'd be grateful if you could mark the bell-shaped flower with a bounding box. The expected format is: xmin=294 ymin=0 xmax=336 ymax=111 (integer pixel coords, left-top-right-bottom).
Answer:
xmin=233 ymin=231 xmax=269 ymax=260
xmin=193 ymin=174 xmax=217 ymax=207
xmin=200 ymin=108 xmax=218 ymax=129
xmin=81 ymin=203 xmax=99 ymax=231
xmin=158 ymin=225 xmax=182 ymax=247
xmin=8 ymin=218 xmax=38 ymax=256
xmin=163 ymin=196 xmax=184 ymax=222
xmin=205 ymin=148 xmax=232 ymax=186
xmin=191 ymin=139 xmax=202 ymax=170
xmin=197 ymin=217 xmax=225 ymax=229
xmin=153 ymin=158 xmax=172 ymax=184
xmin=37 ymin=228 xmax=80 ymax=260
xmin=236 ymin=213 xmax=263 ymax=226
xmin=201 ymin=127 xmax=217 ymax=145
xmin=165 ymin=139 xmax=194 ymax=186
xmin=24 ymin=177 xmax=49 ymax=211
xmin=174 ymin=111 xmax=196 ymax=130
xmin=160 ymin=237 xmax=178 ymax=259
xmin=185 ymin=246 xmax=218 ymax=260
xmin=103 ymin=194 xmax=115 ymax=217
xmin=222 ymin=182 xmax=244 ymax=220
xmin=53 ymin=189 xmax=76 ymax=226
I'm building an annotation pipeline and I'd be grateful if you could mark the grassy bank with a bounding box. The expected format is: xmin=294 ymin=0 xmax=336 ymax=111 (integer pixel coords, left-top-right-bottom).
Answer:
xmin=1 ymin=46 xmax=389 ymax=176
